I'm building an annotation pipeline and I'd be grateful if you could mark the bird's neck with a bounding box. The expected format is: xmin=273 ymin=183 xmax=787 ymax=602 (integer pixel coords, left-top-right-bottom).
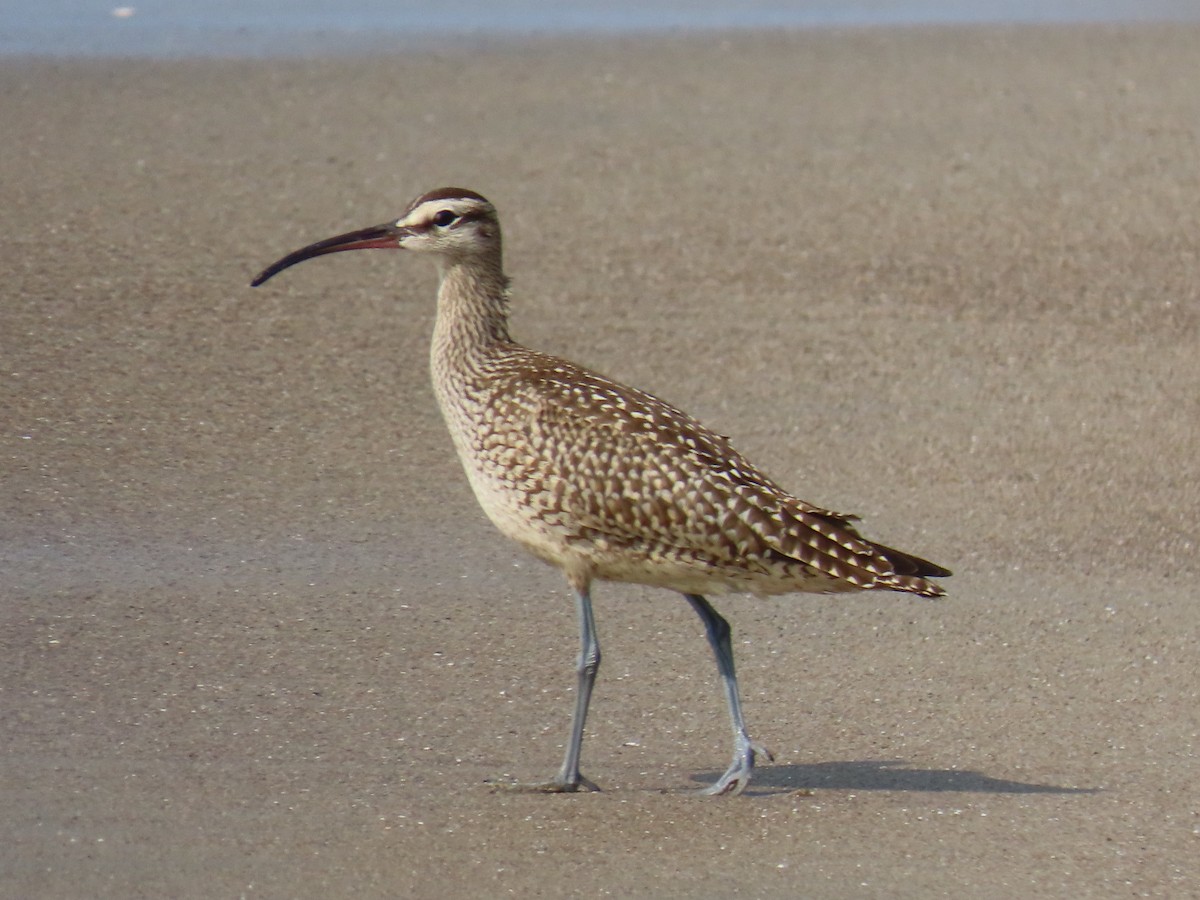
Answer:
xmin=431 ymin=254 xmax=514 ymax=374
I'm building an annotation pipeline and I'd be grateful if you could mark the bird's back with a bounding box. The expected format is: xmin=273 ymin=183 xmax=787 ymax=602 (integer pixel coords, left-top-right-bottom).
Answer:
xmin=436 ymin=343 xmax=948 ymax=599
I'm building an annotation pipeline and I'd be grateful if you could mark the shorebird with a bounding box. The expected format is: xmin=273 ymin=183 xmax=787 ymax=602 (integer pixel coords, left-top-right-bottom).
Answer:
xmin=251 ymin=186 xmax=949 ymax=796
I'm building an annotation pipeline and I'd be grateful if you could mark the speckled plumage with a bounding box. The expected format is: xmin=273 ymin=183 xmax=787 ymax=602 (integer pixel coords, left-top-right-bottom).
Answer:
xmin=416 ymin=192 xmax=947 ymax=602
xmin=440 ymin=343 xmax=946 ymax=598
xmin=252 ymin=186 xmax=950 ymax=796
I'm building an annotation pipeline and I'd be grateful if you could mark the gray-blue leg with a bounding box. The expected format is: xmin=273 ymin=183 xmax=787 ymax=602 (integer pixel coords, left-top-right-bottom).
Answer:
xmin=552 ymin=584 xmax=601 ymax=791
xmin=684 ymin=593 xmax=771 ymax=796
xmin=498 ymin=583 xmax=601 ymax=792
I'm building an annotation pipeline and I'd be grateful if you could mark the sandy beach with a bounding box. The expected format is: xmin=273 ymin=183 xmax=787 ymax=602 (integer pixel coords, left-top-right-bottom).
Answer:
xmin=3 ymin=25 xmax=1199 ymax=897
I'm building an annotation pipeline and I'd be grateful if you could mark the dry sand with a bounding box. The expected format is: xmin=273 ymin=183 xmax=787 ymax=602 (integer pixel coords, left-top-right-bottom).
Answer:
xmin=3 ymin=25 xmax=1199 ymax=898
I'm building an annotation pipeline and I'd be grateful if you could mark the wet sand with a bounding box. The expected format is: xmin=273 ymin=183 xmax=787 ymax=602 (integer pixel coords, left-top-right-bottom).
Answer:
xmin=3 ymin=26 xmax=1199 ymax=897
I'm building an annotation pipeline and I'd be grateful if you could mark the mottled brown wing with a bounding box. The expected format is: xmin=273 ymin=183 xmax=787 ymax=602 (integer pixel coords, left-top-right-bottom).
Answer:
xmin=501 ymin=354 xmax=900 ymax=586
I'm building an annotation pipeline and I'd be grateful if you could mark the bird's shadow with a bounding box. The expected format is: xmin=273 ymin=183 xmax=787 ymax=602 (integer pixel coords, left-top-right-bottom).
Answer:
xmin=692 ymin=759 xmax=1097 ymax=797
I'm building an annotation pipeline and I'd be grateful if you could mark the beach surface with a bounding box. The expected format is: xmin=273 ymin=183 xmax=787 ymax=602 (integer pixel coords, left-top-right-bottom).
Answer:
xmin=3 ymin=26 xmax=1199 ymax=897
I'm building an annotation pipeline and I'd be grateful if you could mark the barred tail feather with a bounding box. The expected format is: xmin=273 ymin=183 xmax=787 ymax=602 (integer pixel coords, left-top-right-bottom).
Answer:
xmin=871 ymin=541 xmax=950 ymax=597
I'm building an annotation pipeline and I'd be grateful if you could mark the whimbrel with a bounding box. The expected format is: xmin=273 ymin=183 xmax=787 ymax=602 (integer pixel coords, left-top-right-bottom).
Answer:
xmin=251 ymin=187 xmax=950 ymax=796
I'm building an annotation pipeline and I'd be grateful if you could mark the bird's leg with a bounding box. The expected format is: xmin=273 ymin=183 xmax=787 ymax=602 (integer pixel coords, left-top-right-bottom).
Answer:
xmin=555 ymin=582 xmax=602 ymax=790
xmin=497 ymin=583 xmax=601 ymax=793
xmin=683 ymin=593 xmax=772 ymax=796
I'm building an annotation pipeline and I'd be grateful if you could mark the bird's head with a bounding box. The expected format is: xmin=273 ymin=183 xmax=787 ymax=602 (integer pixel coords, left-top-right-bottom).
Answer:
xmin=251 ymin=187 xmax=500 ymax=287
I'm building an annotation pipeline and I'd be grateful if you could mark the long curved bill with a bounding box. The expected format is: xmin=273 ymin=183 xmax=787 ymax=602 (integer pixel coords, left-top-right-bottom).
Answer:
xmin=250 ymin=223 xmax=402 ymax=287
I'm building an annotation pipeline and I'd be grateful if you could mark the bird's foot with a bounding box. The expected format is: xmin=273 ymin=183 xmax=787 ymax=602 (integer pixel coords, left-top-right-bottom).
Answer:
xmin=490 ymin=773 xmax=601 ymax=794
xmin=695 ymin=740 xmax=773 ymax=797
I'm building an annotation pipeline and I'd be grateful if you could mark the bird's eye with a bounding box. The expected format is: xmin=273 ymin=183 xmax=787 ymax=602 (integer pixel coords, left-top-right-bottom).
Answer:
xmin=432 ymin=210 xmax=458 ymax=228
